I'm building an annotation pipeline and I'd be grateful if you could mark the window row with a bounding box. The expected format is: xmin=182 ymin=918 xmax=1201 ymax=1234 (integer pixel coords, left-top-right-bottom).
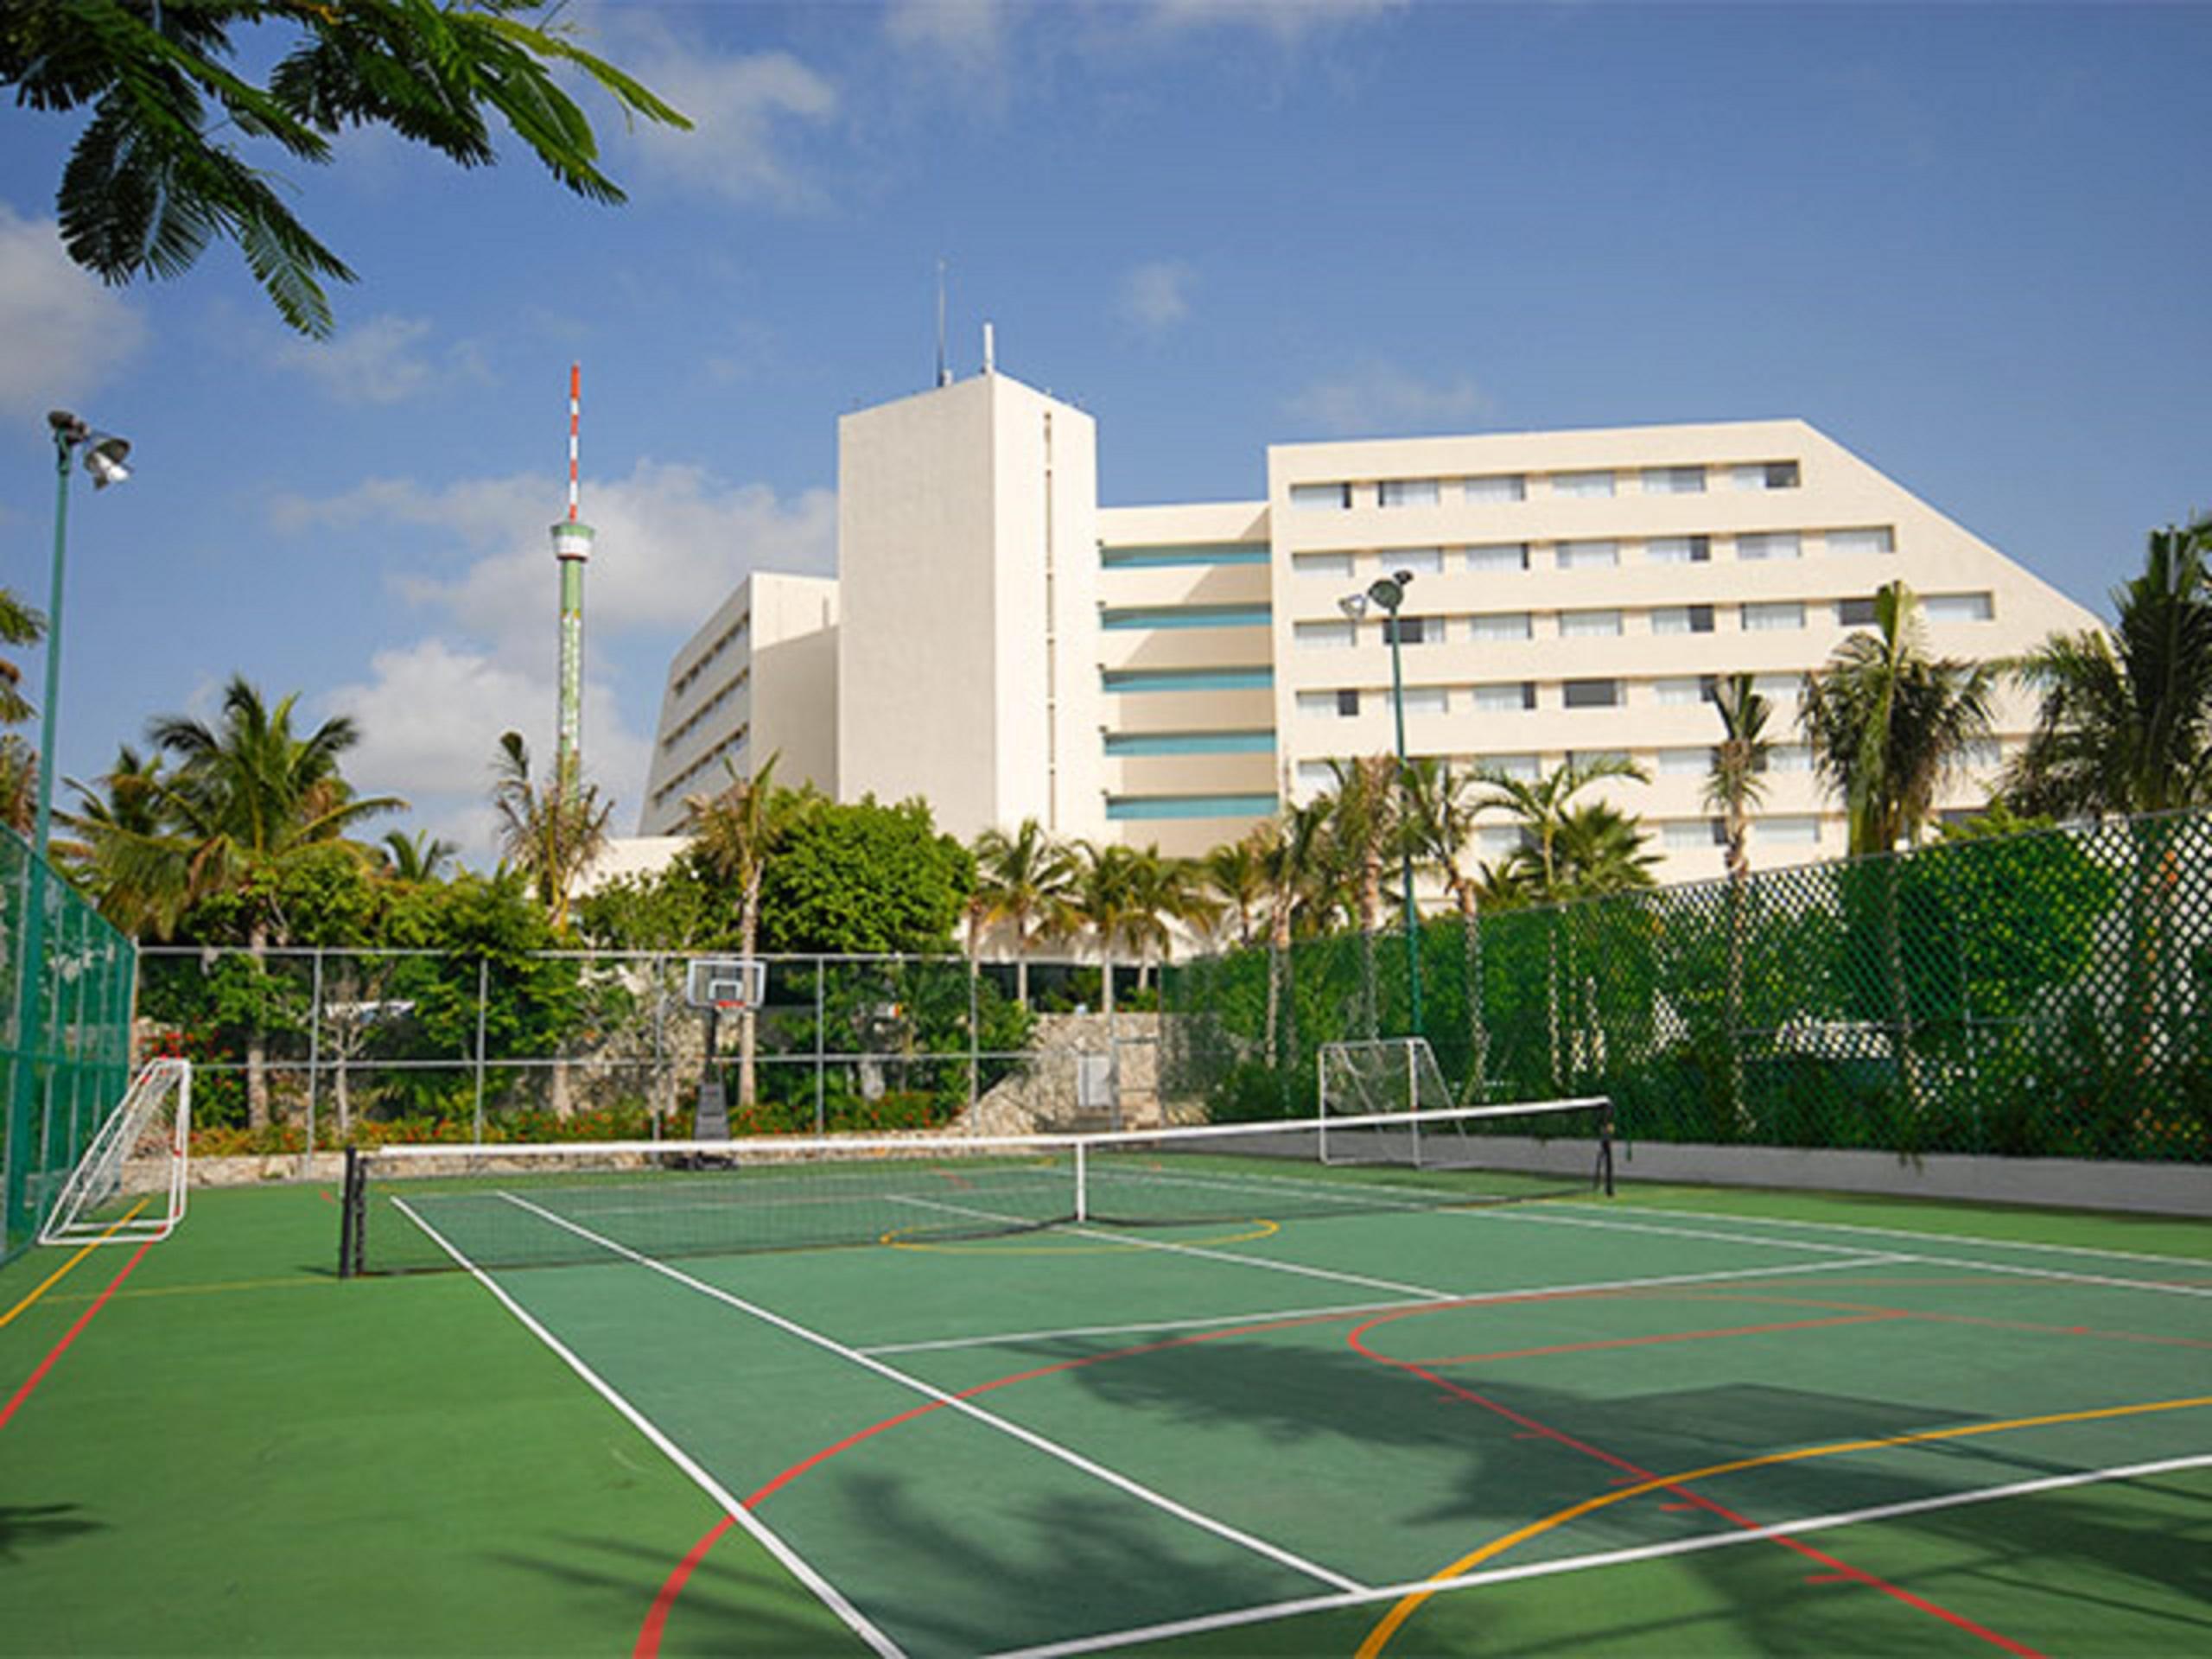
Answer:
xmin=1289 ymin=460 xmax=1802 ymax=512
xmin=660 ymin=668 xmax=749 ymax=753
xmin=650 ymin=725 xmax=750 ymax=810
xmin=671 ymin=613 xmax=751 ymax=698
xmin=1288 ymin=526 xmax=1895 ymax=579
xmin=1299 ymin=675 xmax=1807 ymax=716
xmin=1291 ymin=590 xmax=1991 ymax=647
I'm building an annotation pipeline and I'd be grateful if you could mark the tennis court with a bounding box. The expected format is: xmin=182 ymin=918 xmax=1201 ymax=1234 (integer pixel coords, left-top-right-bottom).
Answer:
xmin=10 ymin=1104 xmax=2206 ymax=1658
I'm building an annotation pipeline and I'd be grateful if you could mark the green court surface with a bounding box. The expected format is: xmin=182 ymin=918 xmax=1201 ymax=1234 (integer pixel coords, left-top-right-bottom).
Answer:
xmin=3 ymin=1169 xmax=2209 ymax=1656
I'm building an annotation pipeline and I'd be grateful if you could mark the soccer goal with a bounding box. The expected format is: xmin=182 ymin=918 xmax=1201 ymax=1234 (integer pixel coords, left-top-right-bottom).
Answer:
xmin=1317 ymin=1037 xmax=1457 ymax=1166
xmin=39 ymin=1058 xmax=192 ymax=1247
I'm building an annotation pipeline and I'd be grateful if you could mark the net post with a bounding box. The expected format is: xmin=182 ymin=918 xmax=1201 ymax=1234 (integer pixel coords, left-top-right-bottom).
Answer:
xmin=338 ymin=1147 xmax=361 ymax=1278
xmin=1599 ymin=1100 xmax=1616 ymax=1198
xmin=1074 ymin=1141 xmax=1088 ymax=1224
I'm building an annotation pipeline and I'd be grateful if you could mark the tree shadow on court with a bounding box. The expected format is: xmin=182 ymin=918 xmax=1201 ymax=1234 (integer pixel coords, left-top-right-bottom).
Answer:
xmin=0 ymin=1503 xmax=106 ymax=1565
xmin=485 ymin=1529 xmax=872 ymax=1655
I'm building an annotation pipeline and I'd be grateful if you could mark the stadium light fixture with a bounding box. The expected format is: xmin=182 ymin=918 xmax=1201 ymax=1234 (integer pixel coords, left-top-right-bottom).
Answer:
xmin=7 ymin=410 xmax=133 ymax=1246
xmin=1338 ymin=571 xmax=1425 ymax=1041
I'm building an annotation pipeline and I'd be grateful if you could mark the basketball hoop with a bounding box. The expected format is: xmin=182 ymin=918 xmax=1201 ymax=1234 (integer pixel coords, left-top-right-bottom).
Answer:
xmin=683 ymin=957 xmax=765 ymax=1014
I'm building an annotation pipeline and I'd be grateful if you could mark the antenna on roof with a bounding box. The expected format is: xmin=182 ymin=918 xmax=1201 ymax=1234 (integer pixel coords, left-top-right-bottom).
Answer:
xmin=935 ymin=259 xmax=950 ymax=388
xmin=982 ymin=321 xmax=995 ymax=377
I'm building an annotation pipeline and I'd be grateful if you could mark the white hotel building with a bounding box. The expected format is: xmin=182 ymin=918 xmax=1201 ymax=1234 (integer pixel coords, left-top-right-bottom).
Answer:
xmin=641 ymin=365 xmax=2097 ymax=883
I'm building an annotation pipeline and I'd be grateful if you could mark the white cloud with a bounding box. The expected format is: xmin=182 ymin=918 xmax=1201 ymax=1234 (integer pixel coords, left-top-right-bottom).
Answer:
xmin=0 ymin=204 xmax=148 ymax=419
xmin=1286 ymin=360 xmax=1491 ymax=435
xmin=321 ymin=637 xmax=652 ymax=861
xmin=268 ymin=313 xmax=486 ymax=404
xmin=1121 ymin=259 xmax=1195 ymax=334
xmin=592 ymin=7 xmax=839 ymax=207
xmin=886 ymin=0 xmax=1015 ymax=66
xmin=1137 ymin=0 xmax=1407 ymax=43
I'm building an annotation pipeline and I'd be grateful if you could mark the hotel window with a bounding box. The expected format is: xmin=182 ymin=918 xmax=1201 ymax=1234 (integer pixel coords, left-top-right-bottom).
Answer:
xmin=1744 ymin=601 xmax=1807 ymax=632
xmin=1769 ymin=743 xmax=1813 ymax=772
xmin=1465 ymin=542 xmax=1529 ymax=574
xmin=1827 ymin=526 xmax=1896 ymax=556
xmin=1471 ymin=681 xmax=1538 ymax=713
xmin=1646 ymin=534 xmax=1713 ymax=565
xmin=1478 ymin=752 xmax=1540 ymax=779
xmin=1658 ymin=747 xmax=1713 ymax=775
xmin=1292 ymin=482 xmax=1354 ymax=511
xmin=1296 ymin=690 xmax=1351 ymax=718
xmin=1554 ymin=470 xmax=1616 ymax=499
xmin=1570 ymin=748 xmax=1630 ymax=770
xmin=1338 ymin=689 xmax=1361 ymax=717
xmin=1563 ymin=678 xmax=1623 ymax=709
xmin=1293 ymin=551 xmax=1356 ymax=579
xmin=1754 ymin=673 xmax=1802 ymax=702
xmin=1556 ymin=539 xmax=1620 ymax=570
xmin=1382 ymin=614 xmax=1436 ymax=645
xmin=1651 ymin=604 xmax=1716 ymax=635
xmin=1402 ymin=686 xmax=1449 ymax=716
xmin=1837 ymin=596 xmax=1878 ymax=626
xmin=1464 ymin=474 xmax=1526 ymax=505
xmin=1737 ymin=531 xmax=1802 ymax=562
xmin=1468 ymin=611 xmax=1533 ymax=642
xmin=1379 ymin=479 xmax=1440 ymax=508
xmin=1643 ymin=466 xmax=1707 ymax=495
xmin=1390 ymin=547 xmax=1445 ymax=575
xmin=1657 ymin=676 xmax=1719 ymax=707
xmin=1925 ymin=592 xmax=1995 ymax=623
xmin=1664 ymin=819 xmax=1727 ymax=850
xmin=1732 ymin=461 xmax=1802 ymax=491
xmin=1759 ymin=817 xmax=1822 ymax=846
xmin=1560 ymin=608 xmax=1624 ymax=639
xmin=1295 ymin=620 xmax=1357 ymax=649
xmin=1297 ymin=761 xmax=1337 ymax=790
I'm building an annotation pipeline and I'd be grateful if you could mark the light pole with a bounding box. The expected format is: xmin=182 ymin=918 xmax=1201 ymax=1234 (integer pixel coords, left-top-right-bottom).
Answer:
xmin=1338 ymin=570 xmax=1424 ymax=1040
xmin=5 ymin=410 xmax=130 ymax=1245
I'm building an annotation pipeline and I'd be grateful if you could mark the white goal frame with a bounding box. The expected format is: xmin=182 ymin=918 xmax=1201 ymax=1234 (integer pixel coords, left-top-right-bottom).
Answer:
xmin=39 ymin=1058 xmax=193 ymax=1247
xmin=1317 ymin=1037 xmax=1457 ymax=1166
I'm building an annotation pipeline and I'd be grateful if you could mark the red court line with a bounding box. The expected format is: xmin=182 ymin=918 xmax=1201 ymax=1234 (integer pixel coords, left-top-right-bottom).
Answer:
xmin=1404 ymin=1310 xmax=1908 ymax=1367
xmin=0 ymin=1240 xmax=156 ymax=1433
xmin=633 ymin=1514 xmax=734 ymax=1659
xmin=1344 ymin=1306 xmax=2040 ymax=1656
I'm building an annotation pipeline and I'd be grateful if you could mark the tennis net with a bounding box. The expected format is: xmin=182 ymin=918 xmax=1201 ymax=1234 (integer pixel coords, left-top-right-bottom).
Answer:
xmin=337 ymin=1096 xmax=1612 ymax=1276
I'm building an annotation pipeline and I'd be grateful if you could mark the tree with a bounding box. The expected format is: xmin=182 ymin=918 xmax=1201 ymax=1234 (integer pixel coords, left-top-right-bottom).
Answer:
xmin=1402 ymin=759 xmax=1500 ymax=1094
xmin=1548 ymin=801 xmax=1660 ymax=898
xmin=971 ymin=818 xmax=1078 ymax=1005
xmin=1704 ymin=673 xmax=1775 ymax=1124
xmin=99 ymin=677 xmax=400 ymax=1126
xmin=760 ymin=794 xmax=970 ymax=957
xmin=685 ymin=756 xmax=803 ymax=1111
xmin=489 ymin=730 xmax=611 ymax=935
xmin=1198 ymin=831 xmax=1270 ymax=950
xmin=2004 ymin=517 xmax=2212 ymax=819
xmin=1125 ymin=846 xmax=1208 ymax=993
xmin=2 ymin=0 xmax=689 ymax=337
xmin=0 ymin=588 xmax=44 ymax=728
xmin=1067 ymin=842 xmax=1147 ymax=1019
xmin=1474 ymin=755 xmax=1648 ymax=903
xmin=1801 ymin=581 xmax=1999 ymax=855
xmin=379 ymin=829 xmax=457 ymax=885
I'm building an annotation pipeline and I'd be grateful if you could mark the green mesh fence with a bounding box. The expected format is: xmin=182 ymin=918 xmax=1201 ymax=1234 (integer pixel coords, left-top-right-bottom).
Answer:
xmin=1164 ymin=810 xmax=2212 ymax=1165
xmin=1 ymin=821 xmax=137 ymax=1264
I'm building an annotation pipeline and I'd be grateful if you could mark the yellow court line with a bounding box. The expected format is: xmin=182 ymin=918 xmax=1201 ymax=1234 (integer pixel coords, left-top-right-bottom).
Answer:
xmin=885 ymin=1219 xmax=1281 ymax=1255
xmin=37 ymin=1274 xmax=326 ymax=1305
xmin=0 ymin=1199 xmax=151 ymax=1331
xmin=1357 ymin=1389 xmax=2212 ymax=1657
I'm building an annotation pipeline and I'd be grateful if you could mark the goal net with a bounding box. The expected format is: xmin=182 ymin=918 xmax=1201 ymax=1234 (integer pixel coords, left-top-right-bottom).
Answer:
xmin=1318 ymin=1037 xmax=1458 ymax=1166
xmin=40 ymin=1058 xmax=192 ymax=1247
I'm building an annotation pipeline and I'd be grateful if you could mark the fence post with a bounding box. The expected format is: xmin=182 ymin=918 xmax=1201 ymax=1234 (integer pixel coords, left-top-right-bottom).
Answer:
xmin=303 ymin=945 xmax=323 ymax=1178
xmin=814 ymin=959 xmax=826 ymax=1135
xmin=968 ymin=959 xmax=980 ymax=1125
xmin=472 ymin=956 xmax=489 ymax=1143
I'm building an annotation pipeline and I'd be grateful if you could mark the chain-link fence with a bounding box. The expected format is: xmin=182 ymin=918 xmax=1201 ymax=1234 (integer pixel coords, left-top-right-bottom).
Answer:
xmin=1 ymin=821 xmax=137 ymax=1264
xmin=135 ymin=947 xmax=1157 ymax=1150
xmin=1164 ymin=810 xmax=2212 ymax=1166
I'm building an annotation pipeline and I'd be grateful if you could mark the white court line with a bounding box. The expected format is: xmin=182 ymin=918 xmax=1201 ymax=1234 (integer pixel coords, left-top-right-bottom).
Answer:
xmin=862 ymin=1255 xmax=1903 ymax=1358
xmin=388 ymin=1198 xmax=906 ymax=1659
xmin=984 ymin=1451 xmax=2212 ymax=1659
xmin=1588 ymin=1199 xmax=2212 ymax=1270
xmin=1487 ymin=1203 xmax=2212 ymax=1300
xmin=496 ymin=1191 xmax=1366 ymax=1596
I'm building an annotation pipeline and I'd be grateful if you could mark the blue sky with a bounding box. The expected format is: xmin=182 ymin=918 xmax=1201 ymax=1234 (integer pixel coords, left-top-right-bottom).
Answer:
xmin=3 ymin=1 xmax=2207 ymax=859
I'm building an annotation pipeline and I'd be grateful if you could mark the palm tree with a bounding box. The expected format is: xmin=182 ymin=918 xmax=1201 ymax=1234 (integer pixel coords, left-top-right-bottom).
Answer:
xmin=1255 ymin=798 xmax=1332 ymax=1064
xmin=1319 ymin=754 xmax=1404 ymax=1036
xmin=1705 ymin=674 xmax=1775 ymax=1126
xmin=971 ymin=818 xmax=1078 ymax=1007
xmin=2003 ymin=517 xmax=2212 ymax=819
xmin=683 ymin=754 xmax=792 ymax=1110
xmin=489 ymin=731 xmax=612 ymax=934
xmin=379 ymin=829 xmax=457 ymax=885
xmin=0 ymin=736 xmax=35 ymax=836
xmin=1126 ymin=847 xmax=1209 ymax=993
xmin=1548 ymin=801 xmax=1660 ymax=897
xmin=1068 ymin=842 xmax=1147 ymax=1019
xmin=128 ymin=678 xmax=401 ymax=1127
xmin=1198 ymin=831 xmax=1271 ymax=950
xmin=1402 ymin=759 xmax=1499 ymax=1096
xmin=1801 ymin=582 xmax=1996 ymax=1110
xmin=1801 ymin=582 xmax=1999 ymax=855
xmin=0 ymin=588 xmax=45 ymax=728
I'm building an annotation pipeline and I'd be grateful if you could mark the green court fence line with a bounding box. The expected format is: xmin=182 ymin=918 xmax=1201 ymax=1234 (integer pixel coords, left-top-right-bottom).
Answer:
xmin=1162 ymin=809 xmax=2212 ymax=1166
xmin=0 ymin=817 xmax=137 ymax=1264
